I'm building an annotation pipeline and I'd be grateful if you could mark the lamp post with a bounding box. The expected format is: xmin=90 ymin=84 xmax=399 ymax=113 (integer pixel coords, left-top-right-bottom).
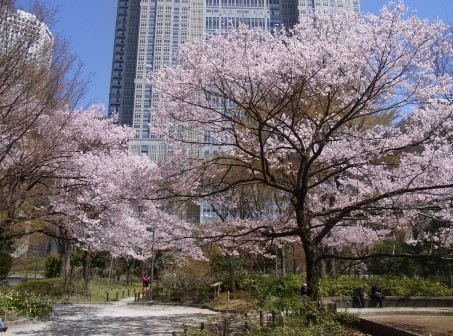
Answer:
xmin=146 ymin=227 xmax=155 ymax=301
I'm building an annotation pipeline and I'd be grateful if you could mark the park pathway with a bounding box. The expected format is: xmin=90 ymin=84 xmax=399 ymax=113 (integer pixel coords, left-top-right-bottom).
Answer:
xmin=5 ymin=297 xmax=218 ymax=335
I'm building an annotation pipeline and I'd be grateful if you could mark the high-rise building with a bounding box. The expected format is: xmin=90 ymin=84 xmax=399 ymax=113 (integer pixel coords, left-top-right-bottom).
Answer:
xmin=298 ymin=0 xmax=360 ymax=16
xmin=0 ymin=4 xmax=53 ymax=61
xmin=109 ymin=0 xmax=141 ymax=127
xmin=108 ymin=0 xmax=360 ymax=161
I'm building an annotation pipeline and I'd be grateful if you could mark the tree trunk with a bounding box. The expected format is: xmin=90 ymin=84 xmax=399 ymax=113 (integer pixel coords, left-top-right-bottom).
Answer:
xmin=304 ymin=241 xmax=321 ymax=299
xmin=81 ymin=250 xmax=91 ymax=293
xmin=107 ymin=255 xmax=114 ymax=287
xmin=227 ymin=254 xmax=236 ymax=293
xmin=58 ymin=230 xmax=72 ymax=282
xmin=326 ymin=247 xmax=336 ymax=276
xmin=280 ymin=247 xmax=286 ymax=276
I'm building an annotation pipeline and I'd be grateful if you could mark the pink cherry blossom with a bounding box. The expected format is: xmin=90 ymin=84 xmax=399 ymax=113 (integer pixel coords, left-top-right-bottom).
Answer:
xmin=151 ymin=3 xmax=453 ymax=294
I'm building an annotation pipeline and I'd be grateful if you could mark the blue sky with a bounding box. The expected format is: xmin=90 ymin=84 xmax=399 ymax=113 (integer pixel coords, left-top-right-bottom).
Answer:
xmin=14 ymin=0 xmax=453 ymax=112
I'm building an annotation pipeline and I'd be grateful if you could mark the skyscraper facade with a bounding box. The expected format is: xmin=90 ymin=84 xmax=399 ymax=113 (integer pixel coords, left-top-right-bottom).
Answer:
xmin=0 ymin=4 xmax=53 ymax=61
xmin=298 ymin=0 xmax=360 ymax=16
xmin=108 ymin=0 xmax=360 ymax=161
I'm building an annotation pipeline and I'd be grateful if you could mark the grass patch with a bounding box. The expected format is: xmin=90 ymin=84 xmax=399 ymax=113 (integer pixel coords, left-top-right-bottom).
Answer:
xmin=9 ymin=278 xmax=141 ymax=303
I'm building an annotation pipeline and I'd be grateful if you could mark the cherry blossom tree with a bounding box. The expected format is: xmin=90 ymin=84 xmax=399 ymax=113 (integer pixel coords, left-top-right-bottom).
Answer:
xmin=1 ymin=1 xmax=199 ymax=281
xmin=36 ymin=107 xmax=201 ymax=278
xmin=0 ymin=0 xmax=87 ymax=251
xmin=151 ymin=3 xmax=453 ymax=296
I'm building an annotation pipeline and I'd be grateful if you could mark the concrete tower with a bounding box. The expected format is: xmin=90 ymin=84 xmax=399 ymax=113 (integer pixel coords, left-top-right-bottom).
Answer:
xmin=109 ymin=0 xmax=360 ymax=161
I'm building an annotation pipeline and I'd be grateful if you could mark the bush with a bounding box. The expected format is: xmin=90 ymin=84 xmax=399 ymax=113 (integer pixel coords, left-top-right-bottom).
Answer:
xmin=45 ymin=257 xmax=61 ymax=278
xmin=240 ymin=304 xmax=358 ymax=336
xmin=320 ymin=275 xmax=452 ymax=297
xmin=159 ymin=261 xmax=215 ymax=292
xmin=245 ymin=274 xmax=305 ymax=313
xmin=15 ymin=278 xmax=67 ymax=297
xmin=0 ymin=291 xmax=52 ymax=319
xmin=0 ymin=250 xmax=12 ymax=280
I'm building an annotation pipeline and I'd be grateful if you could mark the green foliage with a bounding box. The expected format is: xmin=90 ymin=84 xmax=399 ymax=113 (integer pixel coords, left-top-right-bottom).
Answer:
xmin=366 ymin=238 xmax=453 ymax=278
xmin=15 ymin=278 xmax=67 ymax=297
xmin=0 ymin=250 xmax=12 ymax=279
xmin=45 ymin=257 xmax=61 ymax=278
xmin=319 ymin=276 xmax=364 ymax=297
xmin=0 ymin=291 xmax=52 ymax=319
xmin=366 ymin=240 xmax=419 ymax=276
xmin=245 ymin=274 xmax=304 ymax=312
xmin=320 ymin=275 xmax=452 ymax=297
xmin=0 ymin=278 xmax=139 ymax=320
xmin=241 ymin=305 xmax=358 ymax=336
xmin=89 ymin=251 xmax=110 ymax=269
xmin=373 ymin=277 xmax=452 ymax=296
xmin=14 ymin=277 xmax=140 ymax=303
xmin=211 ymin=255 xmax=243 ymax=273
xmin=70 ymin=248 xmax=109 ymax=270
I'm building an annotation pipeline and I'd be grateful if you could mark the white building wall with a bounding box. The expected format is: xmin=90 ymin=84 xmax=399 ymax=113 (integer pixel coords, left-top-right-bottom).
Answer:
xmin=128 ymin=0 xmax=360 ymax=162
xmin=298 ymin=0 xmax=360 ymax=16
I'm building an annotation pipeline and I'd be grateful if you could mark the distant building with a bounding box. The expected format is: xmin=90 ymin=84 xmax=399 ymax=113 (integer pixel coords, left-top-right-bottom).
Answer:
xmin=0 ymin=4 xmax=53 ymax=62
xmin=108 ymin=0 xmax=360 ymax=162
xmin=298 ymin=0 xmax=360 ymax=16
xmin=0 ymin=3 xmax=55 ymax=276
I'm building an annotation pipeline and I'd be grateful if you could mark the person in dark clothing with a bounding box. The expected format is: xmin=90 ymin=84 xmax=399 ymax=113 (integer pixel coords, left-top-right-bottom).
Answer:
xmin=371 ymin=284 xmax=384 ymax=308
xmin=352 ymin=284 xmax=368 ymax=308
xmin=300 ymin=283 xmax=309 ymax=299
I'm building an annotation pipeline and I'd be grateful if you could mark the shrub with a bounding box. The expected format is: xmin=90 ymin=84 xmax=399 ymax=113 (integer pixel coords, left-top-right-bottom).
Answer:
xmin=244 ymin=274 xmax=305 ymax=313
xmin=0 ymin=250 xmax=12 ymax=280
xmin=45 ymin=257 xmax=61 ymax=278
xmin=15 ymin=278 xmax=66 ymax=297
xmin=0 ymin=291 xmax=52 ymax=319
xmin=320 ymin=275 xmax=452 ymax=297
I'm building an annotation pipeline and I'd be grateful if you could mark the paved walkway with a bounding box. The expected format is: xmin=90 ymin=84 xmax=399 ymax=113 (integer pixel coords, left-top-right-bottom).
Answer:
xmin=4 ymin=298 xmax=218 ymax=335
xmin=6 ymin=299 xmax=453 ymax=335
xmin=337 ymin=306 xmax=453 ymax=317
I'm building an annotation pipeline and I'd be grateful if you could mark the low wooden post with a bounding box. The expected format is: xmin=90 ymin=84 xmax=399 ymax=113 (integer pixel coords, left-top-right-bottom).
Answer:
xmin=106 ymin=292 xmax=109 ymax=302
xmin=259 ymin=311 xmax=263 ymax=326
xmin=172 ymin=332 xmax=177 ymax=336
xmin=244 ymin=313 xmax=248 ymax=330
xmin=200 ymin=322 xmax=204 ymax=331
xmin=222 ymin=316 xmax=228 ymax=336
xmin=116 ymin=292 xmax=119 ymax=300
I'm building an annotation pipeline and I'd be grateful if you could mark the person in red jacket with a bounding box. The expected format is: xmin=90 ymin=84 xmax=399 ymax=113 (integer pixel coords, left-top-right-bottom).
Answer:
xmin=142 ymin=273 xmax=150 ymax=298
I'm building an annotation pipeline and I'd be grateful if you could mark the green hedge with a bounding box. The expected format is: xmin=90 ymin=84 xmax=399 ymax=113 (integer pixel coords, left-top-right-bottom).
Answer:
xmin=14 ymin=278 xmax=67 ymax=297
xmin=320 ymin=275 xmax=452 ymax=297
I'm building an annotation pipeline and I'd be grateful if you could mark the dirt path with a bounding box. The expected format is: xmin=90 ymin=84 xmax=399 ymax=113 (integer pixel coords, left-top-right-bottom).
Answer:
xmin=365 ymin=316 xmax=453 ymax=336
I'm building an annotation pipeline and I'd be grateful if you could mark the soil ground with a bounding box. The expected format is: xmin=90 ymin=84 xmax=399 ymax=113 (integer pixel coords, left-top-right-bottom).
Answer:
xmin=365 ymin=316 xmax=453 ymax=336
